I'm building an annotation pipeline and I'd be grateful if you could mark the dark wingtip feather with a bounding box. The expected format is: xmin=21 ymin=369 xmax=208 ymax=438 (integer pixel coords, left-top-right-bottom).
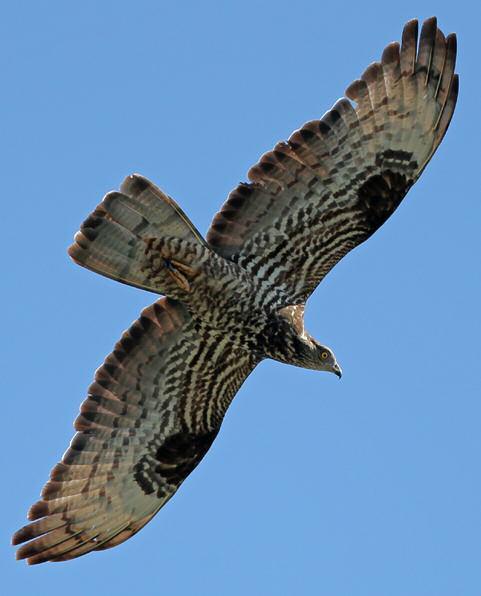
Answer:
xmin=26 ymin=556 xmax=45 ymax=565
xmin=421 ymin=16 xmax=437 ymax=33
xmin=345 ymin=78 xmax=368 ymax=101
xmin=28 ymin=500 xmax=49 ymax=521
xmin=419 ymin=18 xmax=437 ymax=54
xmin=401 ymin=18 xmax=419 ymax=73
xmin=447 ymin=73 xmax=460 ymax=115
xmin=417 ymin=16 xmax=438 ymax=81
xmin=361 ymin=62 xmax=382 ymax=85
xmin=15 ymin=542 xmax=36 ymax=561
xmin=452 ymin=72 xmax=459 ymax=92
xmin=382 ymin=41 xmax=400 ymax=65
xmin=402 ymin=18 xmax=419 ymax=40
xmin=446 ymin=32 xmax=457 ymax=62
xmin=12 ymin=526 xmax=33 ymax=546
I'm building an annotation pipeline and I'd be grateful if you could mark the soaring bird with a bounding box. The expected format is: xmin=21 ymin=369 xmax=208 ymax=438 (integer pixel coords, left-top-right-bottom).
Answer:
xmin=13 ymin=17 xmax=457 ymax=564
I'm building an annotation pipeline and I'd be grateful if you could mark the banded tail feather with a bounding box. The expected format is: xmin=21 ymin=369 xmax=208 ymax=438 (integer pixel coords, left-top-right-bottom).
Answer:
xmin=68 ymin=174 xmax=210 ymax=296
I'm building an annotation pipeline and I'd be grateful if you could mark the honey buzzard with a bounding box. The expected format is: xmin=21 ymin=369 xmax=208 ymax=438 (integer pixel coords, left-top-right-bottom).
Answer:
xmin=13 ymin=17 xmax=458 ymax=564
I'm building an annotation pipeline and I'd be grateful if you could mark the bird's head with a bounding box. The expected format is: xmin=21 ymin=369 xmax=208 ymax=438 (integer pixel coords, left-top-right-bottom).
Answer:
xmin=310 ymin=341 xmax=342 ymax=378
xmin=290 ymin=332 xmax=342 ymax=377
xmin=275 ymin=304 xmax=342 ymax=377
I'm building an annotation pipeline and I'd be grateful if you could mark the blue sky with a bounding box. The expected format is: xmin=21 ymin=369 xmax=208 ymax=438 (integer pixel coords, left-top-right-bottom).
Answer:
xmin=2 ymin=1 xmax=480 ymax=594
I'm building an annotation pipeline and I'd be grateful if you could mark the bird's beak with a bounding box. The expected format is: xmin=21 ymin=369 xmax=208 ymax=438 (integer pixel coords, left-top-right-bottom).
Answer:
xmin=332 ymin=362 xmax=342 ymax=379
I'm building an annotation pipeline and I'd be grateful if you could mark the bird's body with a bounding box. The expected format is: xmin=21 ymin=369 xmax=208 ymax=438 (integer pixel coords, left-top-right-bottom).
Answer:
xmin=132 ymin=232 xmax=335 ymax=371
xmin=13 ymin=17 xmax=458 ymax=564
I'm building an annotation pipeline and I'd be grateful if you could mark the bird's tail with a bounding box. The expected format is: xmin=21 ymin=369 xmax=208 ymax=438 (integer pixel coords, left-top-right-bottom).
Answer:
xmin=68 ymin=174 xmax=211 ymax=298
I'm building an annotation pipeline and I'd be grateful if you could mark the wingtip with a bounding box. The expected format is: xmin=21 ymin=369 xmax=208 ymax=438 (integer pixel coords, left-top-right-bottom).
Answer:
xmin=446 ymin=32 xmax=457 ymax=57
xmin=403 ymin=17 xmax=419 ymax=35
xmin=11 ymin=524 xmax=35 ymax=547
xmin=361 ymin=61 xmax=382 ymax=85
xmin=345 ymin=78 xmax=368 ymax=102
xmin=27 ymin=500 xmax=49 ymax=521
xmin=381 ymin=41 xmax=400 ymax=65
xmin=15 ymin=543 xmax=31 ymax=561
xmin=451 ymin=73 xmax=460 ymax=98
xmin=422 ymin=15 xmax=437 ymax=30
xmin=419 ymin=16 xmax=437 ymax=46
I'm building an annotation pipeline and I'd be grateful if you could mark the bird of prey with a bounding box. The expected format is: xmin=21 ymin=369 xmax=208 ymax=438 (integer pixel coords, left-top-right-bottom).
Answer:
xmin=13 ymin=17 xmax=457 ymax=564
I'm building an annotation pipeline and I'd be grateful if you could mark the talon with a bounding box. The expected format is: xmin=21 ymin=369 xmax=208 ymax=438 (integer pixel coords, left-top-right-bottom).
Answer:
xmin=163 ymin=258 xmax=174 ymax=271
xmin=163 ymin=258 xmax=196 ymax=292
xmin=170 ymin=259 xmax=198 ymax=278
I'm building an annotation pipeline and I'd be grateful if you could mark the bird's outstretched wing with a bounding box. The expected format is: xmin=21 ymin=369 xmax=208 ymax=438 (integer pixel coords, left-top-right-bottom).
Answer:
xmin=13 ymin=298 xmax=258 ymax=564
xmin=207 ymin=17 xmax=458 ymax=303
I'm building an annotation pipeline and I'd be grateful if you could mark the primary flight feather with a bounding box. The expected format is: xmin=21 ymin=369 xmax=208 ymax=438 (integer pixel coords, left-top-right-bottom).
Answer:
xmin=13 ymin=16 xmax=458 ymax=564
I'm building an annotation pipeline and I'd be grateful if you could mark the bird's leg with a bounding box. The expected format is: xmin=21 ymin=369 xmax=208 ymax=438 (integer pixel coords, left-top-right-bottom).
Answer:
xmin=163 ymin=258 xmax=199 ymax=293
xmin=142 ymin=237 xmax=201 ymax=294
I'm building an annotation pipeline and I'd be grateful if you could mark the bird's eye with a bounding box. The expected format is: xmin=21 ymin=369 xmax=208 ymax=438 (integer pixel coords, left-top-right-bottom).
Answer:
xmin=321 ymin=352 xmax=329 ymax=360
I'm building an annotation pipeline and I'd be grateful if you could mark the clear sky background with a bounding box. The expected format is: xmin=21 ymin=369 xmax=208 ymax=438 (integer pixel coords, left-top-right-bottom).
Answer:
xmin=2 ymin=1 xmax=480 ymax=595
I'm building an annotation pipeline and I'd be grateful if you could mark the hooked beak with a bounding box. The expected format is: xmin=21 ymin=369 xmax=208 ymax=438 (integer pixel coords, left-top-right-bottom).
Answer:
xmin=332 ymin=362 xmax=342 ymax=379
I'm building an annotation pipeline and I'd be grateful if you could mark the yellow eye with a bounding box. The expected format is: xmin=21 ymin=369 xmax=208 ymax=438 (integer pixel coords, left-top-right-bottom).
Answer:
xmin=321 ymin=352 xmax=329 ymax=360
